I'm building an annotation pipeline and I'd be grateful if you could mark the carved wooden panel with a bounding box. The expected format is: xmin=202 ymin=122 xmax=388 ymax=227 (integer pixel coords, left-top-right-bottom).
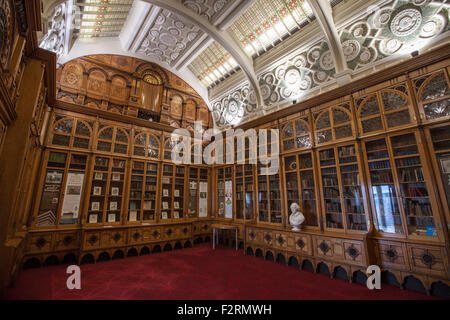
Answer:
xmin=185 ymin=100 xmax=196 ymax=121
xmin=377 ymin=240 xmax=409 ymax=270
xmin=407 ymin=244 xmax=448 ymax=276
xmin=143 ymin=227 xmax=162 ymax=242
xmin=0 ymin=0 xmax=15 ymax=72
xmin=170 ymin=95 xmax=183 ymax=119
xmin=87 ymin=70 xmax=106 ymax=97
xmin=61 ymin=62 xmax=83 ymax=89
xmin=110 ymin=76 xmax=127 ymax=101
xmin=343 ymin=241 xmax=364 ymax=265
xmin=54 ymin=232 xmax=80 ymax=251
xmin=83 ymin=232 xmax=101 ymax=250
xmin=292 ymin=234 xmax=313 ymax=255
xmin=100 ymin=230 xmax=127 ymax=248
xmin=26 ymin=233 xmax=54 ymax=254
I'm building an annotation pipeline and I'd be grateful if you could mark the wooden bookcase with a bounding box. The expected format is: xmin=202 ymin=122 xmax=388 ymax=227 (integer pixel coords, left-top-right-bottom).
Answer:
xmin=316 ymin=142 xmax=369 ymax=233
xmin=187 ymin=166 xmax=209 ymax=219
xmin=126 ymin=160 xmax=159 ymax=224
xmin=216 ymin=166 xmax=233 ymax=220
xmin=282 ymin=151 xmax=320 ymax=229
xmin=234 ymin=164 xmax=256 ymax=222
xmin=362 ymin=130 xmax=444 ymax=241
xmin=33 ymin=150 xmax=90 ymax=228
xmin=161 ymin=163 xmax=186 ymax=221
xmin=85 ymin=156 xmax=128 ymax=226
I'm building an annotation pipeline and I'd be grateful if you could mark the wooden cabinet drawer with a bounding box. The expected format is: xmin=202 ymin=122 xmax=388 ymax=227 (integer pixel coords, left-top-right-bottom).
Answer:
xmin=26 ymin=233 xmax=53 ymax=253
xmin=314 ymin=237 xmax=344 ymax=260
xmin=246 ymin=228 xmax=263 ymax=244
xmin=101 ymin=230 xmax=127 ymax=248
xmin=194 ymin=222 xmax=210 ymax=235
xmin=377 ymin=241 xmax=409 ymax=270
xmin=343 ymin=241 xmax=364 ymax=265
xmin=273 ymin=232 xmax=289 ymax=250
xmin=128 ymin=228 xmax=144 ymax=244
xmin=54 ymin=231 xmax=80 ymax=251
xmin=262 ymin=230 xmax=275 ymax=247
xmin=407 ymin=244 xmax=448 ymax=276
xmin=291 ymin=234 xmax=313 ymax=256
xmin=83 ymin=232 xmax=101 ymax=250
xmin=143 ymin=227 xmax=161 ymax=242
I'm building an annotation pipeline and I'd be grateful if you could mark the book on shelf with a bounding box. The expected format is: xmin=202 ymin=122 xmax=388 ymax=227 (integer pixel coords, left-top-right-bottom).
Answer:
xmin=129 ymin=210 xmax=137 ymax=222
xmin=161 ymin=212 xmax=168 ymax=220
xmin=107 ymin=213 xmax=116 ymax=223
xmin=162 ymin=202 xmax=169 ymax=210
xmin=174 ymin=211 xmax=180 ymax=219
xmin=89 ymin=213 xmax=98 ymax=224
xmin=143 ymin=201 xmax=152 ymax=210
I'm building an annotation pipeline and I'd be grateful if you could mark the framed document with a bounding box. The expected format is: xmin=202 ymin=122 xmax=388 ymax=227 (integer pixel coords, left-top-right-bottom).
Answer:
xmin=162 ymin=201 xmax=169 ymax=210
xmin=161 ymin=211 xmax=168 ymax=220
xmin=89 ymin=214 xmax=98 ymax=224
xmin=174 ymin=189 xmax=180 ymax=197
xmin=107 ymin=213 xmax=116 ymax=223
xmin=129 ymin=210 xmax=137 ymax=222
xmin=174 ymin=211 xmax=180 ymax=219
xmin=111 ymin=187 xmax=120 ymax=196
xmin=163 ymin=189 xmax=169 ymax=197
xmin=93 ymin=186 xmax=102 ymax=196
xmin=91 ymin=202 xmax=100 ymax=211
xmin=112 ymin=173 xmax=121 ymax=181
xmin=162 ymin=177 xmax=170 ymax=184
xmin=94 ymin=172 xmax=103 ymax=180
xmin=174 ymin=201 xmax=179 ymax=209
xmin=143 ymin=201 xmax=152 ymax=210
xmin=110 ymin=201 xmax=118 ymax=211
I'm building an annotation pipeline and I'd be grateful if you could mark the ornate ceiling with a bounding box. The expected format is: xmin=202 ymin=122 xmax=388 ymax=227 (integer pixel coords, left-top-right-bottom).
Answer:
xmin=40 ymin=0 xmax=450 ymax=130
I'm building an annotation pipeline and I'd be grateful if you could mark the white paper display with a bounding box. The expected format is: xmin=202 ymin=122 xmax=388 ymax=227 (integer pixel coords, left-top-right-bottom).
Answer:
xmin=225 ymin=180 xmax=233 ymax=219
xmin=199 ymin=181 xmax=208 ymax=217
xmin=61 ymin=172 xmax=85 ymax=222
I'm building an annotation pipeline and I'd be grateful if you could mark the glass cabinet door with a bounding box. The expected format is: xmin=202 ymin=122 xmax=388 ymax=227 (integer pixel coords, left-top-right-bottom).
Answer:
xmin=244 ymin=164 xmax=255 ymax=220
xmin=174 ymin=166 xmax=185 ymax=219
xmin=144 ymin=162 xmax=158 ymax=221
xmin=188 ymin=167 xmax=199 ymax=218
xmin=257 ymin=164 xmax=269 ymax=223
xmin=269 ymin=173 xmax=282 ymax=224
xmin=319 ymin=148 xmax=343 ymax=229
xmin=390 ymin=133 xmax=437 ymax=237
xmin=284 ymin=156 xmax=300 ymax=210
xmin=429 ymin=125 xmax=450 ymax=209
xmin=338 ymin=145 xmax=367 ymax=231
xmin=161 ymin=164 xmax=173 ymax=220
xmin=298 ymin=153 xmax=318 ymax=227
xmin=365 ymin=138 xmax=402 ymax=234
xmin=107 ymin=158 xmax=126 ymax=223
xmin=88 ymin=156 xmax=109 ymax=224
xmin=128 ymin=161 xmax=144 ymax=222
xmin=235 ymin=165 xmax=244 ymax=219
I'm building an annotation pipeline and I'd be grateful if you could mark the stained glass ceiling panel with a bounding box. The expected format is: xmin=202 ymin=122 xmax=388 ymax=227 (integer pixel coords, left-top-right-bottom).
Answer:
xmin=77 ymin=0 xmax=133 ymax=39
xmin=229 ymin=0 xmax=315 ymax=57
xmin=189 ymin=41 xmax=240 ymax=88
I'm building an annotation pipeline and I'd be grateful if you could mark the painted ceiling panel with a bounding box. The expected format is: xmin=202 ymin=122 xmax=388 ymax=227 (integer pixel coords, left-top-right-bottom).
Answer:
xmin=78 ymin=0 xmax=134 ymax=38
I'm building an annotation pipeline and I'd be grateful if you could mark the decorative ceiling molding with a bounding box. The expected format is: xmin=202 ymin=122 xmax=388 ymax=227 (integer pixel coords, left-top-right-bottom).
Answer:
xmin=140 ymin=0 xmax=264 ymax=108
xmin=307 ymin=0 xmax=349 ymax=82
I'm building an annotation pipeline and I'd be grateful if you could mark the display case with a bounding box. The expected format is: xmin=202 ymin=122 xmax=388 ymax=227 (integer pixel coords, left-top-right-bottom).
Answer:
xmin=49 ymin=115 xmax=94 ymax=151
xmin=317 ymin=143 xmax=368 ymax=232
xmin=363 ymin=131 xmax=443 ymax=240
xmin=127 ymin=160 xmax=159 ymax=223
xmin=235 ymin=164 xmax=255 ymax=221
xmin=161 ymin=164 xmax=186 ymax=220
xmin=132 ymin=130 xmax=161 ymax=159
xmin=216 ymin=166 xmax=233 ymax=219
xmin=257 ymin=163 xmax=282 ymax=225
xmin=86 ymin=156 xmax=127 ymax=225
xmin=34 ymin=150 xmax=89 ymax=227
xmin=283 ymin=152 xmax=319 ymax=228
xmin=187 ymin=167 xmax=209 ymax=218
xmin=96 ymin=124 xmax=130 ymax=156
xmin=280 ymin=111 xmax=312 ymax=153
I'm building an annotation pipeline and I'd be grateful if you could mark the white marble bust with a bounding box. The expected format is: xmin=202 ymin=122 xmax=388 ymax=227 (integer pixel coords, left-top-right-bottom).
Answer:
xmin=289 ymin=203 xmax=305 ymax=231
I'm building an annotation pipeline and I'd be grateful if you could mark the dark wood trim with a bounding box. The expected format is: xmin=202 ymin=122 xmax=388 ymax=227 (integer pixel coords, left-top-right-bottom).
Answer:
xmin=32 ymin=48 xmax=56 ymax=105
xmin=0 ymin=78 xmax=17 ymax=125
xmin=238 ymin=43 xmax=450 ymax=130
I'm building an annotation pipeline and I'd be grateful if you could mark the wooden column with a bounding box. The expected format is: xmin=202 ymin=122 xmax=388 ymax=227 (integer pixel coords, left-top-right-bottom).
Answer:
xmin=0 ymin=58 xmax=45 ymax=297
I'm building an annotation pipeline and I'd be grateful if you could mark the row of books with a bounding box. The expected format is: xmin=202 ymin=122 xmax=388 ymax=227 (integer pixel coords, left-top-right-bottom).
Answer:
xmin=399 ymin=167 xmax=424 ymax=182
xmin=369 ymin=160 xmax=391 ymax=170
xmin=348 ymin=223 xmax=367 ymax=231
xmin=396 ymin=156 xmax=421 ymax=167
xmin=342 ymin=173 xmax=360 ymax=186
xmin=323 ymin=187 xmax=340 ymax=198
xmin=338 ymin=146 xmax=356 ymax=157
xmin=402 ymin=186 xmax=428 ymax=197
xmin=370 ymin=171 xmax=394 ymax=184
xmin=301 ymin=178 xmax=315 ymax=189
xmin=322 ymin=177 xmax=338 ymax=187
xmin=405 ymin=200 xmax=432 ymax=216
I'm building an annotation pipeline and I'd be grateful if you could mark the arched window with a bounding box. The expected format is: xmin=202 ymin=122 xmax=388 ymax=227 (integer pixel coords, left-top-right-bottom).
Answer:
xmin=96 ymin=125 xmax=129 ymax=155
xmin=281 ymin=116 xmax=312 ymax=151
xmin=357 ymin=86 xmax=413 ymax=135
xmin=133 ymin=132 xmax=160 ymax=159
xmin=415 ymin=70 xmax=450 ymax=121
xmin=51 ymin=116 xmax=93 ymax=149
xmin=314 ymin=106 xmax=353 ymax=145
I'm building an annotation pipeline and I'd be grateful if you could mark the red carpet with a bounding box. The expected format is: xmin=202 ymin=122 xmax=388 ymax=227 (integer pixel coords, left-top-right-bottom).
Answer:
xmin=6 ymin=244 xmax=444 ymax=300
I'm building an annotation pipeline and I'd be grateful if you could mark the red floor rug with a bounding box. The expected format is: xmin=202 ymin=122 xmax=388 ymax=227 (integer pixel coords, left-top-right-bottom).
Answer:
xmin=5 ymin=244 xmax=445 ymax=300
